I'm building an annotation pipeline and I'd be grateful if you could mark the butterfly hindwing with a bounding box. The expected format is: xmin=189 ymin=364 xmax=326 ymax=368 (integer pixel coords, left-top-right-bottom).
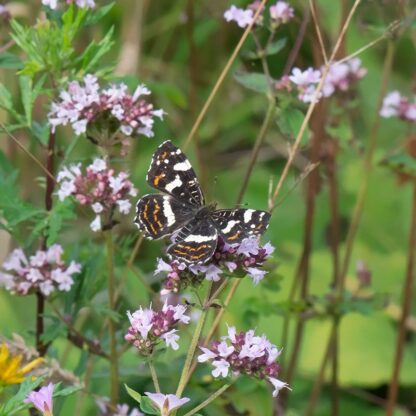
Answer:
xmin=167 ymin=217 xmax=218 ymax=264
xmin=146 ymin=140 xmax=205 ymax=207
xmin=135 ymin=194 xmax=194 ymax=240
xmin=211 ymin=209 xmax=271 ymax=244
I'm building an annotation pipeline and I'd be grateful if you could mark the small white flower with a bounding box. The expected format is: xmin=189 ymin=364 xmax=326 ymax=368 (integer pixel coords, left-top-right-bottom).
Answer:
xmin=224 ymin=5 xmax=254 ymax=28
xmin=218 ymin=341 xmax=234 ymax=358
xmin=268 ymin=377 xmax=291 ymax=397
xmin=212 ymin=359 xmax=230 ymax=378
xmin=89 ymin=158 xmax=107 ymax=173
xmin=26 ymin=268 xmax=44 ymax=283
xmin=57 ymin=180 xmax=76 ymax=201
xmin=121 ymin=125 xmax=134 ymax=136
xmin=198 ymin=347 xmax=217 ymax=363
xmin=42 ymin=0 xmax=58 ymax=9
xmin=133 ymin=84 xmax=151 ymax=101
xmin=90 ymin=215 xmax=102 ymax=232
xmin=39 ymin=280 xmax=54 ymax=296
xmin=145 ymin=393 xmax=190 ymax=416
xmin=72 ymin=119 xmax=88 ymax=135
xmin=92 ymin=202 xmax=104 ymax=214
xmin=161 ymin=329 xmax=180 ymax=350
xmin=117 ymin=199 xmax=131 ymax=214
xmin=269 ymin=1 xmax=294 ymax=23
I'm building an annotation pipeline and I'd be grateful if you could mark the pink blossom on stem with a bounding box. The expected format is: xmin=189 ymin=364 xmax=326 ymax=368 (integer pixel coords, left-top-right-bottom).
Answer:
xmin=144 ymin=393 xmax=190 ymax=416
xmin=25 ymin=383 xmax=54 ymax=416
xmin=269 ymin=1 xmax=294 ymax=24
xmin=56 ymin=159 xmax=137 ymax=232
xmin=48 ymin=74 xmax=163 ymax=151
xmin=0 ymin=246 xmax=81 ymax=296
xmin=224 ymin=5 xmax=254 ymax=28
xmin=125 ymin=302 xmax=190 ymax=355
xmin=42 ymin=0 xmax=95 ymax=9
xmin=155 ymin=237 xmax=274 ymax=294
xmin=198 ymin=326 xmax=288 ymax=396
xmin=380 ymin=90 xmax=416 ymax=122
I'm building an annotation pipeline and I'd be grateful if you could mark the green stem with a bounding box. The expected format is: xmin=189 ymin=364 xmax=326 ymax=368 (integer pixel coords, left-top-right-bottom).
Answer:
xmin=183 ymin=383 xmax=231 ymax=416
xmin=175 ymin=308 xmax=208 ymax=398
xmin=148 ymin=357 xmax=161 ymax=393
xmin=105 ymin=230 xmax=119 ymax=405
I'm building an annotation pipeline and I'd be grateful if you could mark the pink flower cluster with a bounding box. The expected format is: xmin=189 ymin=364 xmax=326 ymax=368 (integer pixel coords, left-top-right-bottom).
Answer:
xmin=198 ymin=325 xmax=289 ymax=397
xmin=48 ymin=74 xmax=163 ymax=145
xmin=286 ymin=58 xmax=367 ymax=103
xmin=56 ymin=158 xmax=137 ymax=232
xmin=224 ymin=1 xmax=294 ymax=28
xmin=42 ymin=0 xmax=95 ymax=9
xmin=125 ymin=302 xmax=190 ymax=355
xmin=0 ymin=245 xmax=81 ymax=297
xmin=380 ymin=91 xmax=416 ymax=122
xmin=155 ymin=237 xmax=274 ymax=295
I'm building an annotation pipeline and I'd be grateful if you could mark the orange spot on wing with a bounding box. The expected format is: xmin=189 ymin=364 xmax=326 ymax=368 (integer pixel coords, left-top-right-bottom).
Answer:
xmin=153 ymin=173 xmax=165 ymax=186
xmin=227 ymin=231 xmax=241 ymax=241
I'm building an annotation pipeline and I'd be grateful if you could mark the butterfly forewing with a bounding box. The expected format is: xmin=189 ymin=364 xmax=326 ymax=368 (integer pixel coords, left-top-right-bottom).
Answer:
xmin=134 ymin=194 xmax=194 ymax=240
xmin=146 ymin=140 xmax=205 ymax=207
xmin=167 ymin=218 xmax=218 ymax=264
xmin=211 ymin=209 xmax=271 ymax=244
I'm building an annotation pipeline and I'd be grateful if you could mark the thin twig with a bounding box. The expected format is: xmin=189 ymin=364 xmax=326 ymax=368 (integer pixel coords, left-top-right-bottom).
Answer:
xmin=309 ymin=0 xmax=328 ymax=64
xmin=183 ymin=384 xmax=231 ymax=416
xmin=105 ymin=231 xmax=119 ymax=405
xmin=182 ymin=0 xmax=268 ymax=150
xmin=0 ymin=122 xmax=55 ymax=181
xmin=385 ymin=180 xmax=416 ymax=415
xmin=269 ymin=0 xmax=363 ymax=213
xmin=148 ymin=357 xmax=161 ymax=393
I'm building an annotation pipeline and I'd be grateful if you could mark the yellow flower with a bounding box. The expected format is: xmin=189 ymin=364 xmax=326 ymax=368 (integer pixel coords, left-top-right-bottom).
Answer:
xmin=0 ymin=343 xmax=44 ymax=386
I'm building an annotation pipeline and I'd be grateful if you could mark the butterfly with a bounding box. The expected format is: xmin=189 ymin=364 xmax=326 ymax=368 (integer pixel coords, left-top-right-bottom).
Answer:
xmin=134 ymin=140 xmax=271 ymax=264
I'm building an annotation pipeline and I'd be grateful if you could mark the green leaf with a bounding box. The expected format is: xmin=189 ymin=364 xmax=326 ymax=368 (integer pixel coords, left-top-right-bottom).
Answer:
xmin=0 ymin=377 xmax=44 ymax=415
xmin=54 ymin=384 xmax=82 ymax=398
xmin=139 ymin=397 xmax=159 ymax=415
xmin=46 ymin=199 xmax=77 ymax=245
xmin=234 ymin=72 xmax=270 ymax=94
xmin=19 ymin=76 xmax=33 ymax=126
xmin=0 ymin=52 xmax=23 ymax=69
xmin=125 ymin=384 xmax=142 ymax=404
xmin=276 ymin=108 xmax=309 ymax=144
xmin=85 ymin=2 xmax=115 ymax=26
xmin=0 ymin=82 xmax=13 ymax=110
xmin=78 ymin=26 xmax=115 ymax=72
xmin=245 ymin=38 xmax=287 ymax=59
xmin=381 ymin=152 xmax=416 ymax=176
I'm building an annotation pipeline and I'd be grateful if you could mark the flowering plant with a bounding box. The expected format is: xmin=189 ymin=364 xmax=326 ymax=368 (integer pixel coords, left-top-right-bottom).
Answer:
xmin=56 ymin=158 xmax=137 ymax=231
xmin=0 ymin=245 xmax=80 ymax=296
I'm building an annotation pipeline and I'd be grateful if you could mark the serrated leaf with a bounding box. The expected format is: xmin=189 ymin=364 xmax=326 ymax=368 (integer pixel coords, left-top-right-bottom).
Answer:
xmin=79 ymin=26 xmax=114 ymax=72
xmin=0 ymin=377 xmax=44 ymax=415
xmin=234 ymin=72 xmax=270 ymax=94
xmin=84 ymin=2 xmax=115 ymax=26
xmin=125 ymin=384 xmax=142 ymax=404
xmin=245 ymin=38 xmax=287 ymax=59
xmin=46 ymin=199 xmax=77 ymax=245
xmin=0 ymin=52 xmax=23 ymax=69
